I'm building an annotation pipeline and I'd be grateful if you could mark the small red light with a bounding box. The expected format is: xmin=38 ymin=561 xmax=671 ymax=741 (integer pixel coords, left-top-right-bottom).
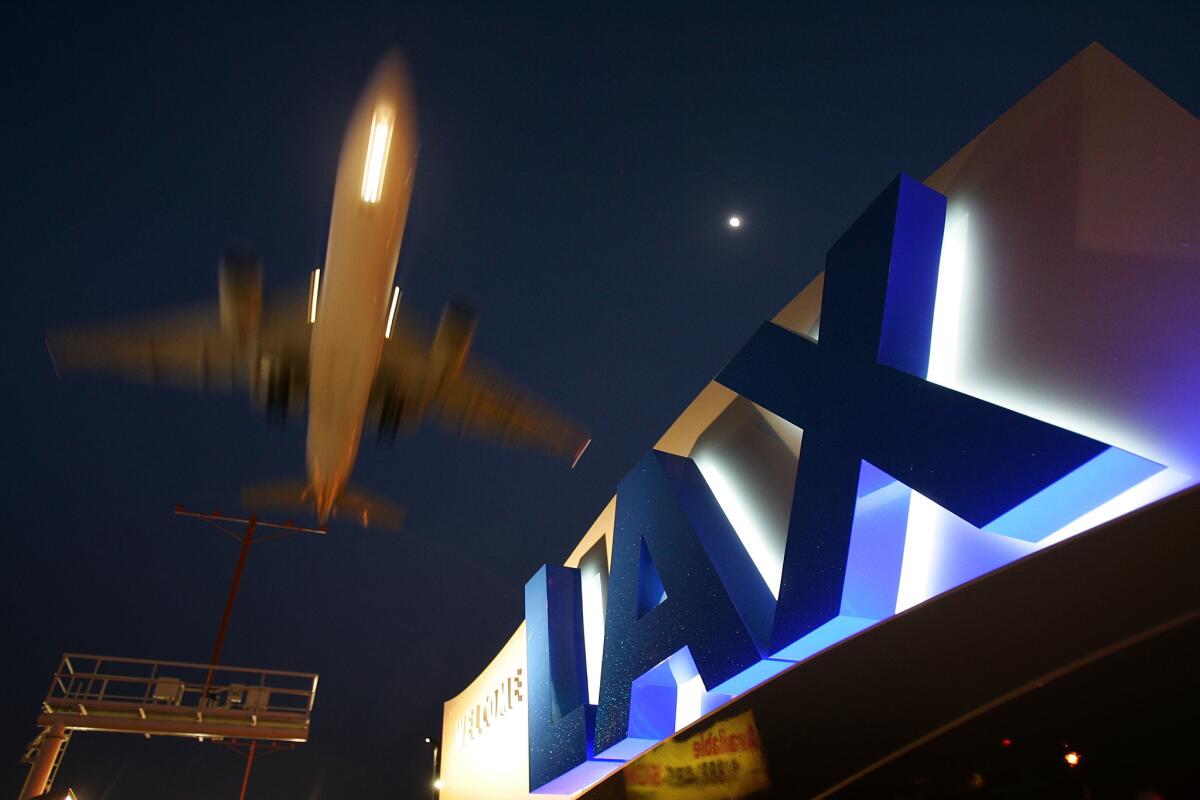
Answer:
xmin=1001 ymin=738 xmax=1012 ymax=747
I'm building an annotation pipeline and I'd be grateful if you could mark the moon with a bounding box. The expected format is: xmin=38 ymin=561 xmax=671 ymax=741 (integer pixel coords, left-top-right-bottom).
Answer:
xmin=728 ymin=215 xmax=742 ymax=229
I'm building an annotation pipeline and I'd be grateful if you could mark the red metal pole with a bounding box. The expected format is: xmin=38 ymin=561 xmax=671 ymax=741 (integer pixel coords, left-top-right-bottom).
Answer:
xmin=18 ymin=721 xmax=67 ymax=800
xmin=238 ymin=740 xmax=257 ymax=800
xmin=202 ymin=517 xmax=257 ymax=701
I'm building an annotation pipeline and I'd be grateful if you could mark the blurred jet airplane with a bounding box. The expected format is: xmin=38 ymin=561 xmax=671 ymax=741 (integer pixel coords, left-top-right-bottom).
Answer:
xmin=47 ymin=53 xmax=590 ymax=528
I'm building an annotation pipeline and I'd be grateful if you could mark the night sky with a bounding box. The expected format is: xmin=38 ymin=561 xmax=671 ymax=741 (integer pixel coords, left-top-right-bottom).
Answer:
xmin=3 ymin=2 xmax=1197 ymax=797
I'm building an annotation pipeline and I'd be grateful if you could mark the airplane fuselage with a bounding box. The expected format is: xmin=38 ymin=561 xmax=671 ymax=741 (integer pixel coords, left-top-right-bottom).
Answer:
xmin=306 ymin=55 xmax=417 ymax=522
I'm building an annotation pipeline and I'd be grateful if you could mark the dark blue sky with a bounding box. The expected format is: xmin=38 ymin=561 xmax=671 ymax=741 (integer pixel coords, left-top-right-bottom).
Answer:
xmin=3 ymin=2 xmax=1197 ymax=797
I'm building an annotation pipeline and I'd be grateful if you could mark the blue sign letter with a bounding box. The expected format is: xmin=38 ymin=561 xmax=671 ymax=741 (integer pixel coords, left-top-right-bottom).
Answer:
xmin=717 ymin=174 xmax=1162 ymax=654
xmin=593 ymin=451 xmax=776 ymax=758
xmin=525 ymin=564 xmax=595 ymax=792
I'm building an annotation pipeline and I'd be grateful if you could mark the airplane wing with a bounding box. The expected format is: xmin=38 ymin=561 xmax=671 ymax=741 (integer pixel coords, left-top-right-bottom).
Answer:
xmin=370 ymin=309 xmax=591 ymax=465
xmin=46 ymin=289 xmax=313 ymax=415
xmin=47 ymin=304 xmax=243 ymax=392
xmin=437 ymin=361 xmax=591 ymax=464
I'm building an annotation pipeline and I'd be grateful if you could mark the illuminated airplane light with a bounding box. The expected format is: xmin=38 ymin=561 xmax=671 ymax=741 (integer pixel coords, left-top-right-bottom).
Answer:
xmin=694 ymin=456 xmax=783 ymax=597
xmin=385 ymin=286 xmax=402 ymax=339
xmin=928 ymin=210 xmax=969 ymax=385
xmin=571 ymin=438 xmax=592 ymax=469
xmin=728 ymin=215 xmax=742 ymax=229
xmin=308 ymin=268 xmax=321 ymax=324
xmin=361 ymin=109 xmax=394 ymax=204
xmin=1064 ymin=751 xmax=1081 ymax=767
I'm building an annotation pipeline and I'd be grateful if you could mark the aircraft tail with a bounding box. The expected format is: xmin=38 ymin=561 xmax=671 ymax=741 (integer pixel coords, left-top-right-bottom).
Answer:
xmin=241 ymin=479 xmax=314 ymax=520
xmin=337 ymin=487 xmax=406 ymax=531
xmin=240 ymin=480 xmax=405 ymax=532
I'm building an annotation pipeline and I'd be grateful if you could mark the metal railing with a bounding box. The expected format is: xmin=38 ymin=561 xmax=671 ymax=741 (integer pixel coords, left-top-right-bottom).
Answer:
xmin=39 ymin=653 xmax=318 ymax=741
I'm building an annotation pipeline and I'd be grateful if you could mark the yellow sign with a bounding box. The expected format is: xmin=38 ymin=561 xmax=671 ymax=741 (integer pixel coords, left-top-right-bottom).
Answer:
xmin=623 ymin=711 xmax=770 ymax=800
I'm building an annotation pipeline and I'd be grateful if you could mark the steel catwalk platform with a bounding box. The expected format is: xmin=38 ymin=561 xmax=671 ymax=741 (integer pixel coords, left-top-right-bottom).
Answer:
xmin=36 ymin=654 xmax=318 ymax=742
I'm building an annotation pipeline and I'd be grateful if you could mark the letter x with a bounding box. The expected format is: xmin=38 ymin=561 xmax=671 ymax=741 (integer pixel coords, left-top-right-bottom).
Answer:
xmin=717 ymin=175 xmax=1159 ymax=652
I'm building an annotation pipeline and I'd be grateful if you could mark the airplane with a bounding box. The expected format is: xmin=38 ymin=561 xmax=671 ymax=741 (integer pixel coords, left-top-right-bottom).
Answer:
xmin=46 ymin=52 xmax=590 ymax=528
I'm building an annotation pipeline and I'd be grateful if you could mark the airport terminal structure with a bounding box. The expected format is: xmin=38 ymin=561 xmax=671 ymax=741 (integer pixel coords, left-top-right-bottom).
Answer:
xmin=440 ymin=44 xmax=1199 ymax=799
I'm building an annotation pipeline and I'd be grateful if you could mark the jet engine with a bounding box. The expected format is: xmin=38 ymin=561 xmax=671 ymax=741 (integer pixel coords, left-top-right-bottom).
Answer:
xmin=428 ymin=300 xmax=477 ymax=398
xmin=376 ymin=384 xmax=412 ymax=443
xmin=218 ymin=245 xmax=263 ymax=349
xmin=254 ymin=353 xmax=297 ymax=424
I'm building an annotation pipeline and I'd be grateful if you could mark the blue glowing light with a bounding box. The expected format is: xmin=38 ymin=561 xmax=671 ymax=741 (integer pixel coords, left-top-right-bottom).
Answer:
xmin=525 ymin=174 xmax=1165 ymax=793
xmin=984 ymin=446 xmax=1163 ymax=542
